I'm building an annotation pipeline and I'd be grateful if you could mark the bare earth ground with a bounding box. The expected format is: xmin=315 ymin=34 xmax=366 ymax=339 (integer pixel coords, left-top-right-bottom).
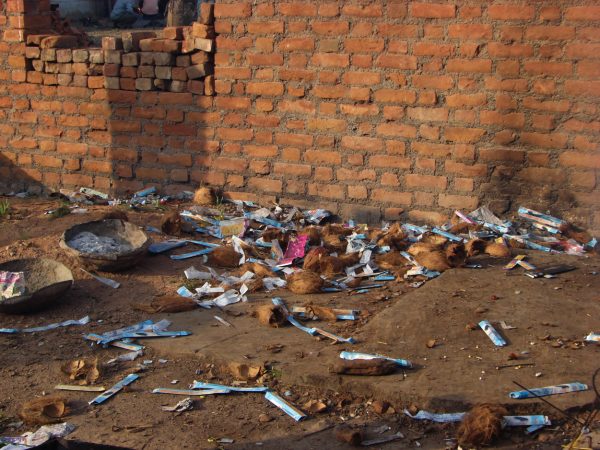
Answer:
xmin=0 ymin=198 xmax=598 ymax=449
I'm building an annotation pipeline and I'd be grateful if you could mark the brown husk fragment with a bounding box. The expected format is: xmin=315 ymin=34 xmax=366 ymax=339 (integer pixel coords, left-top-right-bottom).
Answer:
xmin=238 ymin=262 xmax=274 ymax=278
xmin=485 ymin=242 xmax=511 ymax=258
xmin=421 ymin=233 xmax=448 ymax=246
xmin=457 ymin=403 xmax=507 ymax=448
xmin=255 ymin=304 xmax=287 ymax=327
xmin=375 ymin=251 xmax=407 ymax=270
xmin=330 ymin=359 xmax=398 ymax=376
xmin=566 ymin=227 xmax=592 ymax=245
xmin=261 ymin=228 xmax=289 ymax=248
xmin=19 ymin=397 xmax=69 ymax=425
xmin=305 ymin=304 xmax=338 ymax=322
xmin=466 ymin=238 xmax=487 ymax=257
xmin=193 ymin=186 xmax=215 ymax=205
xmin=322 ymin=224 xmax=353 ymax=237
xmin=414 ymin=251 xmax=451 ymax=272
xmin=228 ymin=362 xmax=262 ymax=381
xmin=287 ymin=271 xmax=324 ymax=294
xmin=207 ymin=246 xmax=241 ymax=268
xmin=335 ymin=425 xmax=364 ymax=446
xmin=407 ymin=242 xmax=439 ymax=256
xmin=317 ymin=256 xmax=346 ymax=276
xmin=61 ymin=358 xmax=100 ymax=385
xmin=446 ymin=243 xmax=467 ymax=267
xmin=301 ymin=226 xmax=322 ymax=246
xmin=303 ymin=247 xmax=328 ymax=272
xmin=161 ymin=210 xmax=182 ymax=235
xmin=134 ymin=296 xmax=197 ymax=314
xmin=322 ymin=233 xmax=346 ymax=252
xmin=304 ymin=399 xmax=327 ymax=414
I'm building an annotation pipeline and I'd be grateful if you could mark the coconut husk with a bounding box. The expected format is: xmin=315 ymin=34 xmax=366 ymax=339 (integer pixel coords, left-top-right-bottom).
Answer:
xmin=101 ymin=209 xmax=129 ymax=222
xmin=255 ymin=304 xmax=287 ymax=327
xmin=446 ymin=243 xmax=467 ymax=268
xmin=485 ymin=242 xmax=511 ymax=258
xmin=335 ymin=425 xmax=364 ymax=446
xmin=414 ymin=250 xmax=451 ymax=272
xmin=508 ymin=238 xmax=526 ymax=249
xmin=566 ymin=227 xmax=592 ymax=245
xmin=241 ymin=276 xmax=264 ymax=293
xmin=377 ymin=223 xmax=407 ymax=249
xmin=161 ymin=210 xmax=181 ymax=235
xmin=393 ymin=266 xmax=410 ymax=279
xmin=61 ymin=358 xmax=99 ymax=385
xmin=207 ymin=246 xmax=241 ymax=268
xmin=322 ymin=233 xmax=346 ymax=252
xmin=301 ymin=226 xmax=322 ymax=246
xmin=466 ymin=238 xmax=487 ymax=257
xmin=238 ymin=262 xmax=274 ymax=278
xmin=330 ymin=359 xmax=398 ymax=376
xmin=287 ymin=271 xmax=324 ymax=294
xmin=305 ymin=304 xmax=338 ymax=322
xmin=375 ymin=252 xmax=407 ymax=270
xmin=407 ymin=242 xmax=439 ymax=256
xmin=228 ymin=362 xmax=262 ymax=381
xmin=457 ymin=403 xmax=507 ymax=448
xmin=304 ymin=399 xmax=327 ymax=414
xmin=322 ymin=224 xmax=353 ymax=237
xmin=134 ymin=296 xmax=197 ymax=314
xmin=303 ymin=247 xmax=328 ymax=272
xmin=262 ymin=228 xmax=289 ymax=248
xmin=421 ymin=233 xmax=448 ymax=246
xmin=345 ymin=277 xmax=363 ymax=288
xmin=19 ymin=396 xmax=69 ymax=425
xmin=318 ymin=256 xmax=347 ymax=277
xmin=193 ymin=186 xmax=215 ymax=205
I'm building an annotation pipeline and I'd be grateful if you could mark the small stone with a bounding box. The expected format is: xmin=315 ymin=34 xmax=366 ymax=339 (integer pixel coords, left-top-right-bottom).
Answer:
xmin=475 ymin=306 xmax=488 ymax=314
xmin=426 ymin=339 xmax=437 ymax=349
xmin=258 ymin=413 xmax=272 ymax=423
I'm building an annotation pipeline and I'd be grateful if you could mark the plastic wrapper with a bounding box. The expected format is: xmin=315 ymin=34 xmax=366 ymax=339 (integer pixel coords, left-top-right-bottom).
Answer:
xmin=0 ymin=271 xmax=26 ymax=300
xmin=89 ymin=374 xmax=139 ymax=405
xmin=0 ymin=316 xmax=90 ymax=334
xmin=479 ymin=320 xmax=507 ymax=347
xmin=340 ymin=351 xmax=412 ymax=368
xmin=509 ymin=382 xmax=588 ymax=399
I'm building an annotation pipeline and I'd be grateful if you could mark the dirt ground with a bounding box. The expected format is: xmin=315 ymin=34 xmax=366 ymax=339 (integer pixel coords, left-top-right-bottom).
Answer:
xmin=0 ymin=197 xmax=598 ymax=450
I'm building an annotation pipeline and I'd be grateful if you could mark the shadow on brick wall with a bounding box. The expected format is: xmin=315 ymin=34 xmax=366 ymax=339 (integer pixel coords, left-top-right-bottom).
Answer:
xmin=0 ymin=152 xmax=44 ymax=195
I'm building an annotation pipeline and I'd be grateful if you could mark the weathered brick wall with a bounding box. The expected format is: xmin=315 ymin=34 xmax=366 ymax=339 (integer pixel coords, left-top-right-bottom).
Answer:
xmin=1 ymin=1 xmax=599 ymax=230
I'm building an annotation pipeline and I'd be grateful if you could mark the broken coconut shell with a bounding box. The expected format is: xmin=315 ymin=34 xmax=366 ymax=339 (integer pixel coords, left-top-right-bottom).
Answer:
xmin=304 ymin=399 xmax=327 ymax=414
xmin=160 ymin=210 xmax=182 ymax=235
xmin=484 ymin=242 xmax=511 ymax=258
xmin=238 ymin=262 xmax=274 ymax=278
xmin=457 ymin=403 xmax=507 ymax=448
xmin=207 ymin=246 xmax=241 ymax=268
xmin=61 ymin=358 xmax=99 ymax=385
xmin=134 ymin=296 xmax=197 ymax=314
xmin=446 ymin=243 xmax=467 ymax=268
xmin=414 ymin=251 xmax=451 ymax=272
xmin=19 ymin=396 xmax=69 ymax=425
xmin=193 ymin=186 xmax=215 ymax=206
xmin=228 ymin=362 xmax=262 ymax=381
xmin=335 ymin=425 xmax=364 ymax=446
xmin=287 ymin=271 xmax=324 ymax=294
xmin=465 ymin=238 xmax=487 ymax=257
xmin=330 ymin=359 xmax=398 ymax=376
xmin=255 ymin=304 xmax=287 ymax=327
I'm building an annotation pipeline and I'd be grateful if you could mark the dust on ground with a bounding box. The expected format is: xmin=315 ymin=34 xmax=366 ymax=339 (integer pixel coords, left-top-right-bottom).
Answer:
xmin=0 ymin=197 xmax=598 ymax=449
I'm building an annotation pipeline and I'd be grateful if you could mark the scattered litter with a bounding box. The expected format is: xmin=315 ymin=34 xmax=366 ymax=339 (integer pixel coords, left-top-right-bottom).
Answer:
xmin=500 ymin=321 xmax=517 ymax=330
xmin=404 ymin=409 xmax=466 ymax=423
xmin=0 ymin=422 xmax=75 ymax=448
xmin=509 ymin=382 xmax=588 ymax=399
xmin=362 ymin=431 xmax=405 ymax=446
xmin=0 ymin=271 xmax=26 ymax=300
xmin=584 ymin=332 xmax=599 ymax=343
xmin=55 ymin=385 xmax=105 ymax=392
xmin=89 ymin=374 xmax=139 ymax=405
xmin=153 ymin=388 xmax=230 ymax=396
xmin=0 ymin=316 xmax=90 ymax=334
xmin=214 ymin=315 xmax=232 ymax=327
xmin=264 ymin=391 xmax=306 ymax=422
xmin=81 ymin=269 xmax=120 ymax=289
xmin=340 ymin=351 xmax=412 ymax=368
xmin=479 ymin=320 xmax=507 ymax=347
xmin=61 ymin=358 xmax=99 ymax=385
xmin=331 ymin=358 xmax=399 ymax=376
xmin=85 ymin=319 xmax=190 ymax=346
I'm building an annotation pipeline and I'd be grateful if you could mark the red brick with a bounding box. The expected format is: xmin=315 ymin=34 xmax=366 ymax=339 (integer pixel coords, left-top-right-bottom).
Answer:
xmin=57 ymin=141 xmax=87 ymax=155
xmin=565 ymin=6 xmax=600 ymax=21
xmin=446 ymin=59 xmax=492 ymax=73
xmin=412 ymin=75 xmax=454 ymax=90
xmin=304 ymin=150 xmax=341 ymax=164
xmin=341 ymin=136 xmax=383 ymax=152
xmin=370 ymin=155 xmax=410 ymax=169
xmin=438 ymin=194 xmax=478 ymax=209
xmin=312 ymin=21 xmax=349 ymax=35
xmin=215 ymin=3 xmax=251 ymax=17
xmin=488 ymin=42 xmax=533 ymax=57
xmin=445 ymin=127 xmax=486 ymax=143
xmin=372 ymin=189 xmax=412 ymax=206
xmin=446 ymin=93 xmax=487 ymax=107
xmin=448 ymin=24 xmax=492 ymax=39
xmin=279 ymin=2 xmax=317 ymax=16
xmin=526 ymin=26 xmax=575 ymax=41
xmin=407 ymin=107 xmax=448 ymax=122
xmin=342 ymin=4 xmax=383 ymax=17
xmin=480 ymin=111 xmax=525 ymax=129
xmin=524 ymin=61 xmax=572 ymax=76
xmin=344 ymin=38 xmax=384 ymax=53
xmin=248 ymin=177 xmax=282 ymax=193
xmin=279 ymin=38 xmax=315 ymax=52
xmin=413 ymin=42 xmax=454 ymax=56
xmin=411 ymin=2 xmax=455 ymax=18
xmin=373 ymin=89 xmax=416 ymax=104
xmin=375 ymin=54 xmax=417 ymax=69
xmin=311 ymin=53 xmax=349 ymax=68
xmin=521 ymin=132 xmax=568 ymax=149
xmin=276 ymin=132 xmax=313 ymax=147
xmin=518 ymin=167 xmax=566 ymax=184
xmin=246 ymin=82 xmax=284 ymax=96
xmin=376 ymin=123 xmax=417 ymax=138
xmin=565 ymin=81 xmax=600 ymax=97
xmin=488 ymin=4 xmax=534 ymax=20
xmin=274 ymin=162 xmax=311 ymax=176
xmin=377 ymin=24 xmax=419 ymax=38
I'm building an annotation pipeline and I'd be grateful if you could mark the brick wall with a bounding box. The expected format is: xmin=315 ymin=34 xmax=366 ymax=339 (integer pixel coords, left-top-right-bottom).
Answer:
xmin=1 ymin=1 xmax=599 ymax=231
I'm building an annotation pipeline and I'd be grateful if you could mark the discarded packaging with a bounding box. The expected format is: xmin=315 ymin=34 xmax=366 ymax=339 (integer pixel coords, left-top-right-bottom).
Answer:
xmin=479 ymin=320 xmax=507 ymax=347
xmin=55 ymin=385 xmax=105 ymax=392
xmin=404 ymin=409 xmax=466 ymax=423
xmin=89 ymin=374 xmax=139 ymax=405
xmin=509 ymin=382 xmax=588 ymax=399
xmin=331 ymin=358 xmax=398 ymax=376
xmin=0 ymin=271 xmax=26 ymax=300
xmin=584 ymin=332 xmax=599 ymax=343
xmin=81 ymin=269 xmax=120 ymax=289
xmin=264 ymin=391 xmax=306 ymax=422
xmin=0 ymin=422 xmax=75 ymax=448
xmin=340 ymin=351 xmax=412 ymax=368
xmin=0 ymin=316 xmax=90 ymax=334
xmin=362 ymin=431 xmax=405 ymax=446
xmin=161 ymin=398 xmax=194 ymax=413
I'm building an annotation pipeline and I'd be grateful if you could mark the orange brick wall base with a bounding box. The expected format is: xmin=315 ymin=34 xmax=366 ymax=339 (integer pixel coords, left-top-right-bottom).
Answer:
xmin=0 ymin=1 xmax=599 ymax=230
